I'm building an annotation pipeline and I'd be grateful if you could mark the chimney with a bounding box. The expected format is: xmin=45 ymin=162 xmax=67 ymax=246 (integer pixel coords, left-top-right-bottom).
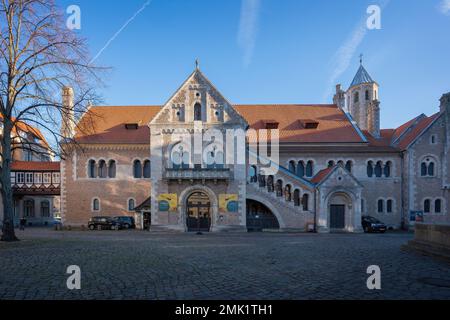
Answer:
xmin=61 ymin=86 xmax=75 ymax=139
xmin=367 ymin=100 xmax=381 ymax=138
xmin=440 ymin=92 xmax=450 ymax=114
xmin=333 ymin=84 xmax=346 ymax=110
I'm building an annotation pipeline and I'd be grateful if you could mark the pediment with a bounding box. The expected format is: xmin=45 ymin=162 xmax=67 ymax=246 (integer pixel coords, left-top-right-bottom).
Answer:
xmin=150 ymin=69 xmax=248 ymax=127
xmin=316 ymin=166 xmax=362 ymax=189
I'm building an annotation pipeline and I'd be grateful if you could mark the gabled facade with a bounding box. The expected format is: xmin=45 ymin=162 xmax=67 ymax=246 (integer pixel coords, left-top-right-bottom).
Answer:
xmin=0 ymin=118 xmax=60 ymax=227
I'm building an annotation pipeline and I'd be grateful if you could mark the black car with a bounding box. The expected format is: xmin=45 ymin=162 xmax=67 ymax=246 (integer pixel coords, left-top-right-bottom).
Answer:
xmin=362 ymin=216 xmax=387 ymax=233
xmin=113 ymin=216 xmax=136 ymax=229
xmin=88 ymin=216 xmax=121 ymax=230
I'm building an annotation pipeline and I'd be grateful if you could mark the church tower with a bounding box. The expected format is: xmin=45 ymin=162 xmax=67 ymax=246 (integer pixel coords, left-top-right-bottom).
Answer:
xmin=346 ymin=58 xmax=380 ymax=138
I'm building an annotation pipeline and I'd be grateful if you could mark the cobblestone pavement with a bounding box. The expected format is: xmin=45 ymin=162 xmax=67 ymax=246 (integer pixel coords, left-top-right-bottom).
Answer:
xmin=0 ymin=229 xmax=449 ymax=300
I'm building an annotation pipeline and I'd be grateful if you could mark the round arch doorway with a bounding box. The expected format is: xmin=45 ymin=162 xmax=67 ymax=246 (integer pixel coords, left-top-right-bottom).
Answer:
xmin=246 ymin=199 xmax=280 ymax=232
xmin=186 ymin=192 xmax=211 ymax=232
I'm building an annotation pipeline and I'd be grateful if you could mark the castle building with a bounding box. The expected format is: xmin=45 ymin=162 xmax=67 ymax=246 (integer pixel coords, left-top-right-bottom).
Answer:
xmin=59 ymin=62 xmax=450 ymax=232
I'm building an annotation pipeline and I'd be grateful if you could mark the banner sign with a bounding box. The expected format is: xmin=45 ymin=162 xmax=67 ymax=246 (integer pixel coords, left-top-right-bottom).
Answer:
xmin=158 ymin=194 xmax=178 ymax=212
xmin=219 ymin=194 xmax=238 ymax=213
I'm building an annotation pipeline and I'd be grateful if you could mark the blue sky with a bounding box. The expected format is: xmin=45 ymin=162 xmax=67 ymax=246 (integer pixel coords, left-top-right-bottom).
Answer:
xmin=58 ymin=0 xmax=450 ymax=129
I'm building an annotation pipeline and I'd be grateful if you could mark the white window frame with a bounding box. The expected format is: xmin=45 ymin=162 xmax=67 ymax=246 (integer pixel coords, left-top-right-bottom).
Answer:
xmin=43 ymin=173 xmax=51 ymax=184
xmin=25 ymin=172 xmax=33 ymax=184
xmin=17 ymin=172 xmax=25 ymax=184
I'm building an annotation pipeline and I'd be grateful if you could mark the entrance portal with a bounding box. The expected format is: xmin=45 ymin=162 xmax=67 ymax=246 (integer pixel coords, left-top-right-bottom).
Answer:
xmin=330 ymin=205 xmax=345 ymax=229
xmin=186 ymin=192 xmax=211 ymax=232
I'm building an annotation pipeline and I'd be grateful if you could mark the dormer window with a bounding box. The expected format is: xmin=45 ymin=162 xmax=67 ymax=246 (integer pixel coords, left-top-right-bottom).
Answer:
xmin=263 ymin=120 xmax=279 ymax=130
xmin=194 ymin=103 xmax=202 ymax=121
xmin=125 ymin=123 xmax=139 ymax=130
xmin=299 ymin=119 xmax=319 ymax=129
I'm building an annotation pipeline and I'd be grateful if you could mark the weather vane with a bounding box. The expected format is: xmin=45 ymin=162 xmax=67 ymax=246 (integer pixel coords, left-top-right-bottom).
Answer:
xmin=359 ymin=53 xmax=363 ymax=65
xmin=195 ymin=58 xmax=199 ymax=70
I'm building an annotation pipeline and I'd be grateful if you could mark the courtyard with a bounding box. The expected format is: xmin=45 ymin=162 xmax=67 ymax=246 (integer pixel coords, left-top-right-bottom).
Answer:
xmin=0 ymin=229 xmax=449 ymax=300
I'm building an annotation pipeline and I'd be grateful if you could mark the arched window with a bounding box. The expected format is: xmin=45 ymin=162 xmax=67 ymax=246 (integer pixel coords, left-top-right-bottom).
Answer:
xmin=384 ymin=161 xmax=391 ymax=177
xmin=249 ymin=165 xmax=258 ymax=183
xmin=88 ymin=160 xmax=96 ymax=178
xmin=267 ymin=175 xmax=274 ymax=192
xmin=430 ymin=135 xmax=437 ymax=144
xmin=367 ymin=161 xmax=374 ymax=177
xmin=354 ymin=92 xmax=359 ymax=103
xmin=435 ymin=199 xmax=442 ymax=214
xmin=297 ymin=161 xmax=305 ymax=177
xmin=194 ymin=103 xmax=202 ymax=121
xmin=305 ymin=161 xmax=313 ymax=177
xmin=98 ymin=160 xmax=107 ymax=178
xmin=302 ymin=194 xmax=309 ymax=211
xmin=258 ymin=173 xmax=266 ymax=188
xmin=128 ymin=199 xmax=135 ymax=211
xmin=293 ymin=189 xmax=300 ymax=207
xmin=276 ymin=179 xmax=283 ymax=197
xmin=328 ymin=160 xmax=335 ymax=168
xmin=108 ymin=160 xmax=116 ymax=178
xmin=288 ymin=161 xmax=296 ymax=174
xmin=24 ymin=199 xmax=35 ymax=217
xmin=386 ymin=199 xmax=393 ymax=213
xmin=181 ymin=151 xmax=190 ymax=169
xmin=284 ymin=185 xmax=292 ymax=202
xmin=428 ymin=162 xmax=435 ymax=176
xmin=377 ymin=199 xmax=384 ymax=213
xmin=92 ymin=198 xmax=100 ymax=212
xmin=365 ymin=90 xmax=370 ymax=101
xmin=421 ymin=158 xmax=436 ymax=177
xmin=40 ymin=200 xmax=50 ymax=217
xmin=421 ymin=162 xmax=428 ymax=176
xmin=215 ymin=151 xmax=224 ymax=169
xmin=345 ymin=160 xmax=353 ymax=173
xmin=143 ymin=160 xmax=151 ymax=178
xmin=337 ymin=160 xmax=344 ymax=167
xmin=424 ymin=199 xmax=431 ymax=213
xmin=133 ymin=160 xmax=142 ymax=178
xmin=375 ymin=161 xmax=382 ymax=178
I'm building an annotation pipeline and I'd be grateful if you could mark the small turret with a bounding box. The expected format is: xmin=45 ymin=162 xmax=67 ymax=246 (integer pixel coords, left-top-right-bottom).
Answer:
xmin=346 ymin=56 xmax=380 ymax=138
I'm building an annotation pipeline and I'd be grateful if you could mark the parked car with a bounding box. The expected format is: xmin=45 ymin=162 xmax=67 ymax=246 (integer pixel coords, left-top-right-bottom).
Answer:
xmin=88 ymin=216 xmax=121 ymax=230
xmin=362 ymin=216 xmax=387 ymax=233
xmin=113 ymin=216 xmax=136 ymax=229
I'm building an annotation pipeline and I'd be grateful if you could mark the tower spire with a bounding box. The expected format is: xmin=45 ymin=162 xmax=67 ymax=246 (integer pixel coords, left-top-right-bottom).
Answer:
xmin=359 ymin=53 xmax=363 ymax=65
xmin=195 ymin=58 xmax=200 ymax=70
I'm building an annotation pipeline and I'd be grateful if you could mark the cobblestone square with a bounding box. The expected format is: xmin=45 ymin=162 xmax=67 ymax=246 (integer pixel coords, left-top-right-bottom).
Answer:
xmin=0 ymin=229 xmax=449 ymax=300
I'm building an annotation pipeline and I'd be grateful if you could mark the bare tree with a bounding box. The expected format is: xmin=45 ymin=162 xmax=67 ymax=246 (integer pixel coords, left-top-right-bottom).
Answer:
xmin=0 ymin=0 xmax=102 ymax=241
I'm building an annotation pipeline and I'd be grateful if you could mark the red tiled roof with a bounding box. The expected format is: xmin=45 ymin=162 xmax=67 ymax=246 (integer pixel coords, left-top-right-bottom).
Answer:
xmin=392 ymin=115 xmax=422 ymax=142
xmin=74 ymin=106 xmax=162 ymax=144
xmin=396 ymin=113 xmax=440 ymax=150
xmin=73 ymin=104 xmax=438 ymax=150
xmin=74 ymin=104 xmax=365 ymax=144
xmin=310 ymin=167 xmax=334 ymax=184
xmin=11 ymin=161 xmax=60 ymax=171
xmin=234 ymin=104 xmax=364 ymax=143
xmin=363 ymin=129 xmax=397 ymax=149
xmin=0 ymin=114 xmax=49 ymax=148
